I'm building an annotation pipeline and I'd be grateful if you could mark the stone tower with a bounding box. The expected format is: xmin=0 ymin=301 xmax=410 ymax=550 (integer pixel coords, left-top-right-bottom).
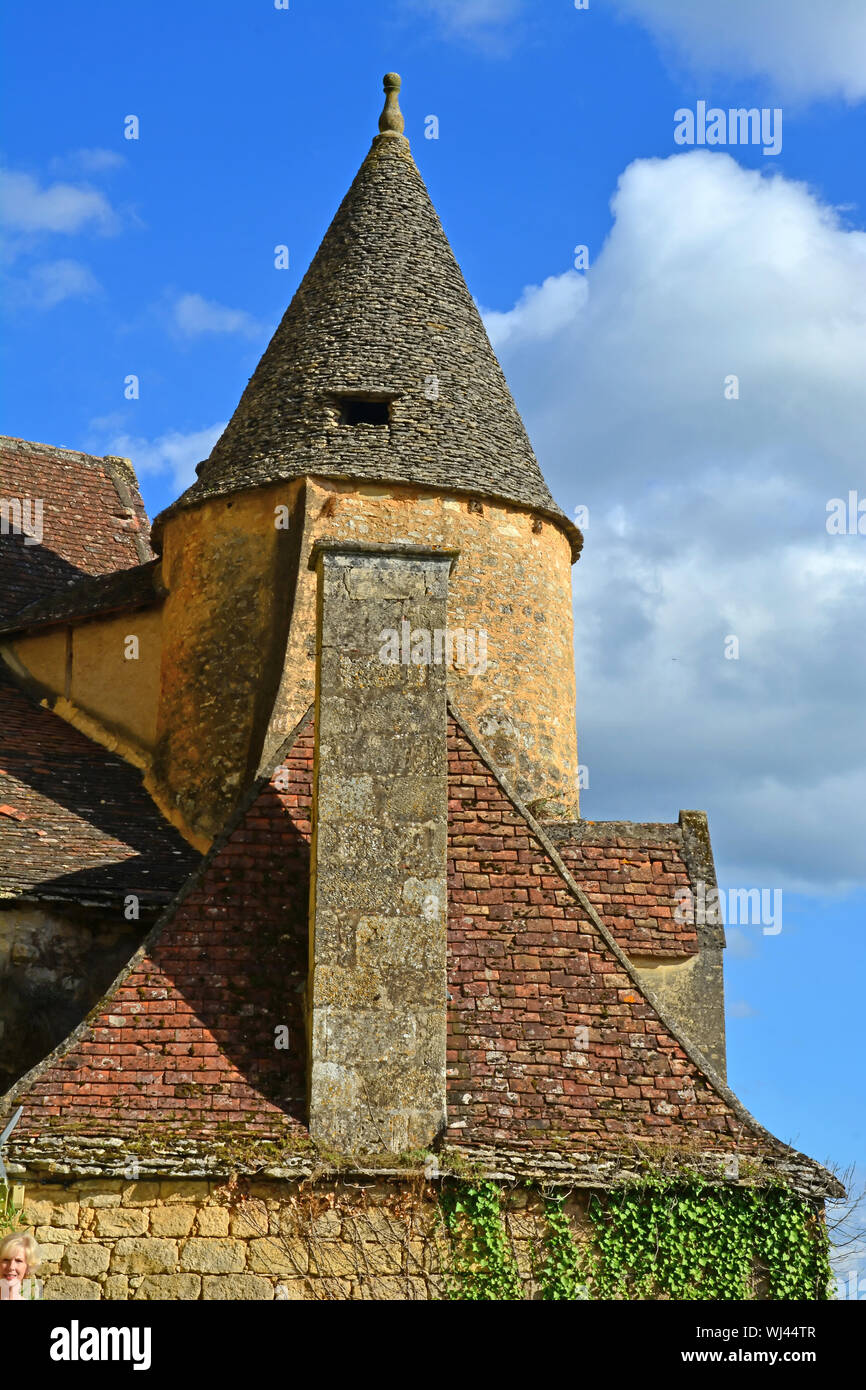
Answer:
xmin=0 ymin=78 xmax=842 ymax=1299
xmin=148 ymin=74 xmax=583 ymax=846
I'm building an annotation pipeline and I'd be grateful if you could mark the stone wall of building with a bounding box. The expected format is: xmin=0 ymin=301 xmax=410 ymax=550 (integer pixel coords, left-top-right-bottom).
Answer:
xmin=0 ymin=905 xmax=145 ymax=1094
xmin=19 ymin=1176 xmax=583 ymax=1301
xmin=309 ymin=545 xmax=452 ymax=1153
xmin=153 ymin=477 xmax=578 ymax=844
xmin=4 ymin=607 xmax=164 ymax=771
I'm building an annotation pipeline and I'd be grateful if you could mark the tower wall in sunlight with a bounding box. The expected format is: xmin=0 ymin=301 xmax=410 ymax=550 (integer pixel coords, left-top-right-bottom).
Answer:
xmin=151 ymin=477 xmax=578 ymax=844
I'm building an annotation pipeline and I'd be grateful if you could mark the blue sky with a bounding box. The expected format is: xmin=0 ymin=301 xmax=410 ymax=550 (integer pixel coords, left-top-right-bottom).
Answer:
xmin=2 ymin=0 xmax=864 ymax=1285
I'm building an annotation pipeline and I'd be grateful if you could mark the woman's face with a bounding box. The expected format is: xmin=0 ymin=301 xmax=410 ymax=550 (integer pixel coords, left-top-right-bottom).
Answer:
xmin=0 ymin=1247 xmax=27 ymax=1283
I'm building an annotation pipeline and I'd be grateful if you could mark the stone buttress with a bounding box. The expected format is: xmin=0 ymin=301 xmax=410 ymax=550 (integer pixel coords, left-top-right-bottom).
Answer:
xmin=308 ymin=543 xmax=453 ymax=1152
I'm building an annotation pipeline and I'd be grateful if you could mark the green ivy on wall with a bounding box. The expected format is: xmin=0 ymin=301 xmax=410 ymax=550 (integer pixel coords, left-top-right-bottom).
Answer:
xmin=439 ymin=1181 xmax=523 ymax=1301
xmin=535 ymin=1195 xmax=590 ymax=1300
xmin=587 ymin=1179 xmax=832 ymax=1301
xmin=441 ymin=1177 xmax=832 ymax=1301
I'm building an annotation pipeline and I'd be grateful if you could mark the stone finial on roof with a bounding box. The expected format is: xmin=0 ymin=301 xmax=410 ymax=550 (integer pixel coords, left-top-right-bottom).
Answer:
xmin=378 ymin=72 xmax=406 ymax=139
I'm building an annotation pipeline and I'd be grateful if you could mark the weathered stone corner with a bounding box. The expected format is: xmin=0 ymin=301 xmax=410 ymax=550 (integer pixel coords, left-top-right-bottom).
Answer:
xmin=308 ymin=545 xmax=456 ymax=1153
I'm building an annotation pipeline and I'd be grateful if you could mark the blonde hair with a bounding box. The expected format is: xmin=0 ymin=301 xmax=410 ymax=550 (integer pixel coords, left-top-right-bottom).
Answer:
xmin=0 ymin=1232 xmax=40 ymax=1272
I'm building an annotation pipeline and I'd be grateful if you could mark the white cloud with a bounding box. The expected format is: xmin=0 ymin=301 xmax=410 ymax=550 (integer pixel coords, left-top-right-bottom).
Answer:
xmin=612 ymin=0 xmax=866 ymax=102
xmin=0 ymin=168 xmax=117 ymax=235
xmin=484 ymin=272 xmax=587 ymax=349
xmin=484 ymin=151 xmax=866 ymax=892
xmin=404 ymin=0 xmax=523 ymax=49
xmin=0 ymin=164 xmax=119 ymax=309
xmin=725 ymin=928 xmax=758 ymax=961
xmin=21 ymin=258 xmax=101 ymax=308
xmin=99 ymin=424 xmax=226 ymax=494
xmin=728 ymin=1000 xmax=760 ymax=1020
xmin=171 ymin=292 xmax=263 ymax=340
xmin=49 ymin=148 xmax=126 ymax=176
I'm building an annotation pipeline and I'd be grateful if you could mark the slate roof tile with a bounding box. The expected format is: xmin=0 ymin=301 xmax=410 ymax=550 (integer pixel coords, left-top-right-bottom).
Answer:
xmin=153 ymin=123 xmax=581 ymax=557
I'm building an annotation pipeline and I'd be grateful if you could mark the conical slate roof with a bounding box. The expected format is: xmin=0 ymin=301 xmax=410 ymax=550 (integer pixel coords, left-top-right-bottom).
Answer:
xmin=154 ymin=77 xmax=579 ymax=553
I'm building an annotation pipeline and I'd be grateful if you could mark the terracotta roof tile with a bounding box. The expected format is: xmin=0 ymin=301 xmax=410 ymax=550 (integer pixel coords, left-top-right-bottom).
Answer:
xmin=544 ymin=822 xmax=700 ymax=958
xmin=1 ymin=712 xmax=837 ymax=1196
xmin=5 ymin=714 xmax=315 ymax=1145
xmin=0 ymin=436 xmax=152 ymax=623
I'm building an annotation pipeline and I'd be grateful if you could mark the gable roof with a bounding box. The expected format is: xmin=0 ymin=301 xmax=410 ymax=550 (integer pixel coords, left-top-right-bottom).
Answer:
xmin=2 ymin=710 xmax=316 ymax=1177
xmin=444 ymin=713 xmax=839 ymax=1195
xmin=0 ymin=436 xmax=153 ymax=623
xmin=0 ymin=670 xmax=198 ymax=908
xmin=152 ymin=100 xmax=580 ymax=557
xmin=1 ymin=705 xmax=840 ymax=1197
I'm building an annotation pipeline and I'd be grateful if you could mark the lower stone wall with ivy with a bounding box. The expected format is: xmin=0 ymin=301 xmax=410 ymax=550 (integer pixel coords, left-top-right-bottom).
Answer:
xmin=8 ymin=1175 xmax=832 ymax=1301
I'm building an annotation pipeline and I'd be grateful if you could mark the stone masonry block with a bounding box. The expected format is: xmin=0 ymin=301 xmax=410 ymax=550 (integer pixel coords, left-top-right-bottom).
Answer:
xmin=44 ymin=1276 xmax=101 ymax=1300
xmin=194 ymin=1207 xmax=230 ymax=1237
xmin=134 ymin=1275 xmax=202 ymax=1300
xmin=149 ymin=1205 xmax=197 ymax=1238
xmin=178 ymin=1238 xmax=246 ymax=1274
xmin=202 ymin=1275 xmax=274 ymax=1300
xmin=62 ymin=1244 xmax=111 ymax=1277
xmin=94 ymin=1208 xmax=149 ymax=1238
xmin=110 ymin=1239 xmax=178 ymax=1275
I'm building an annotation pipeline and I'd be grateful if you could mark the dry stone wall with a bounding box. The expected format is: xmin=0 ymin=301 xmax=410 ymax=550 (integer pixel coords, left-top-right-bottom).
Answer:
xmin=20 ymin=1177 xmax=582 ymax=1301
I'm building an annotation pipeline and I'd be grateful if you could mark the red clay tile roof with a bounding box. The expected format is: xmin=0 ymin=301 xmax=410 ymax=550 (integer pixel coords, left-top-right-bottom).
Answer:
xmin=4 ymin=713 xmax=315 ymax=1147
xmin=447 ymin=722 xmax=736 ymax=1149
xmin=2 ymin=708 xmax=838 ymax=1197
xmin=0 ymin=436 xmax=152 ymax=623
xmin=544 ymin=822 xmax=699 ymax=959
xmin=442 ymin=715 xmax=837 ymax=1195
xmin=0 ymin=670 xmax=198 ymax=907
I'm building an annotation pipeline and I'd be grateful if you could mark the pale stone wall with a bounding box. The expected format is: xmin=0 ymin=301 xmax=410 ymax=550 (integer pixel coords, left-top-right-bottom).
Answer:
xmin=68 ymin=610 xmax=163 ymax=752
xmin=153 ymin=481 xmax=306 ymax=848
xmin=3 ymin=627 xmax=66 ymax=693
xmin=154 ymin=477 xmax=578 ymax=843
xmin=4 ymin=606 xmax=164 ymax=767
xmin=19 ymin=1178 xmax=580 ymax=1301
xmin=633 ymin=951 xmax=727 ymax=1083
xmin=309 ymin=546 xmax=451 ymax=1152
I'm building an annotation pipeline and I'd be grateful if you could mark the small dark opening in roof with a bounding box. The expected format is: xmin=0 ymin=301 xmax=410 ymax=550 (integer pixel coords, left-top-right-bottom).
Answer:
xmin=340 ymin=398 xmax=391 ymax=426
